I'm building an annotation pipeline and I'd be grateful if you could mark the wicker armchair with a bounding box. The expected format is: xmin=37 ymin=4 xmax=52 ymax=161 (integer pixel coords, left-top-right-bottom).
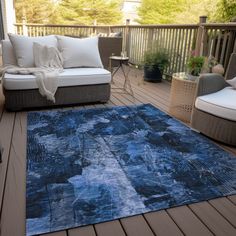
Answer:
xmin=191 ymin=53 xmax=236 ymax=146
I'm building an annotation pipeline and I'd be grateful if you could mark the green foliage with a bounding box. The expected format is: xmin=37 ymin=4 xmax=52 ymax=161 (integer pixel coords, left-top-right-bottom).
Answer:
xmin=137 ymin=0 xmax=235 ymax=24
xmin=210 ymin=0 xmax=236 ymax=22
xmin=174 ymin=0 xmax=217 ymax=24
xmin=187 ymin=56 xmax=205 ymax=76
xmin=144 ymin=50 xmax=169 ymax=71
xmin=137 ymin=0 xmax=184 ymax=24
xmin=57 ymin=0 xmax=122 ymax=25
xmin=15 ymin=0 xmax=122 ymax=25
xmin=15 ymin=0 xmax=58 ymax=23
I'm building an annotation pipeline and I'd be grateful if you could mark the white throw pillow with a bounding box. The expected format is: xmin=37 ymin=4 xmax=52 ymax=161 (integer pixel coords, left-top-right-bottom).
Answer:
xmin=8 ymin=34 xmax=58 ymax=67
xmin=56 ymin=36 xmax=103 ymax=68
xmin=227 ymin=77 xmax=236 ymax=89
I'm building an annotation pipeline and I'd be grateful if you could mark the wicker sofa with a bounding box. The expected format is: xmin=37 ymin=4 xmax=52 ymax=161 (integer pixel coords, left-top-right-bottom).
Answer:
xmin=191 ymin=53 xmax=236 ymax=146
xmin=1 ymin=36 xmax=122 ymax=111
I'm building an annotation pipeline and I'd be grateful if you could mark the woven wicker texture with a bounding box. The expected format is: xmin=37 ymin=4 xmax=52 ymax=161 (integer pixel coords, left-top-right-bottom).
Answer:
xmin=169 ymin=74 xmax=197 ymax=123
xmin=4 ymin=84 xmax=110 ymax=111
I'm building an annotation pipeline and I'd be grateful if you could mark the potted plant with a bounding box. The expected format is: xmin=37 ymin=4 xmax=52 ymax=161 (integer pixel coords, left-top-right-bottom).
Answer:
xmin=187 ymin=52 xmax=205 ymax=79
xmin=143 ymin=49 xmax=169 ymax=82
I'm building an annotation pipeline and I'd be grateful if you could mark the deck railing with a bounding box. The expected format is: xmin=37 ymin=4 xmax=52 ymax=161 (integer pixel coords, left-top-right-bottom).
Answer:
xmin=14 ymin=21 xmax=236 ymax=77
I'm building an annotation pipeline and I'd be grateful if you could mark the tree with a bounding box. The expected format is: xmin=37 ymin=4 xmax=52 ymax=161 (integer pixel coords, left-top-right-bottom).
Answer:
xmin=137 ymin=0 xmax=185 ymax=24
xmin=15 ymin=0 xmax=59 ymax=23
xmin=57 ymin=0 xmax=122 ymax=25
xmin=137 ymin=0 xmax=226 ymax=24
xmin=174 ymin=0 xmax=217 ymax=24
xmin=210 ymin=0 xmax=236 ymax=22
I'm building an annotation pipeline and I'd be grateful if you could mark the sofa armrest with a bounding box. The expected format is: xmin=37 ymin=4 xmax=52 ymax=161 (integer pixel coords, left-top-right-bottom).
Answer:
xmin=195 ymin=73 xmax=227 ymax=97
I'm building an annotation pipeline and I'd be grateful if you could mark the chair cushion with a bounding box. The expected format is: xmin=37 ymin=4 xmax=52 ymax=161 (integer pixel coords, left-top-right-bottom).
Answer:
xmin=8 ymin=34 xmax=58 ymax=67
xmin=195 ymin=87 xmax=236 ymax=121
xmin=57 ymin=36 xmax=103 ymax=69
xmin=3 ymin=68 xmax=111 ymax=90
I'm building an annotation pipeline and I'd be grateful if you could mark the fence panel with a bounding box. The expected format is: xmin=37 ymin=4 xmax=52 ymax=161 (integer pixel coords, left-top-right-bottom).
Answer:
xmin=200 ymin=24 xmax=236 ymax=70
xmin=126 ymin=25 xmax=198 ymax=76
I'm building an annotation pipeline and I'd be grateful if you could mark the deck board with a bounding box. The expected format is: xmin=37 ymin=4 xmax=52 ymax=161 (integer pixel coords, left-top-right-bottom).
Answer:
xmin=1 ymin=112 xmax=27 ymax=236
xmin=209 ymin=198 xmax=236 ymax=227
xmin=228 ymin=195 xmax=236 ymax=205
xmin=95 ymin=220 xmax=126 ymax=236
xmin=0 ymin=111 xmax=15 ymax=213
xmin=120 ymin=215 xmax=155 ymax=236
xmin=0 ymin=69 xmax=236 ymax=236
xmin=167 ymin=205 xmax=214 ymax=236
xmin=68 ymin=226 xmax=96 ymax=236
xmin=189 ymin=202 xmax=236 ymax=235
xmin=144 ymin=210 xmax=184 ymax=236
xmin=42 ymin=231 xmax=67 ymax=236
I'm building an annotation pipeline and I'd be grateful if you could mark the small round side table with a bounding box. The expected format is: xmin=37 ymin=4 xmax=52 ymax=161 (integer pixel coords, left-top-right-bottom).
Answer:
xmin=109 ymin=56 xmax=134 ymax=96
xmin=169 ymin=73 xmax=198 ymax=123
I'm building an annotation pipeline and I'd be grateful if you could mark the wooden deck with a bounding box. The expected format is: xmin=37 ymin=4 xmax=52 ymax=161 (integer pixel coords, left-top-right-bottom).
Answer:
xmin=0 ymin=68 xmax=236 ymax=236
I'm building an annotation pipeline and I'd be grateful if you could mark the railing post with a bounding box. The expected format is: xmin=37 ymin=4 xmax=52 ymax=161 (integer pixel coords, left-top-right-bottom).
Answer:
xmin=22 ymin=17 xmax=28 ymax=36
xmin=93 ymin=20 xmax=97 ymax=35
xmin=195 ymin=16 xmax=207 ymax=56
xmin=125 ymin=19 xmax=130 ymax=57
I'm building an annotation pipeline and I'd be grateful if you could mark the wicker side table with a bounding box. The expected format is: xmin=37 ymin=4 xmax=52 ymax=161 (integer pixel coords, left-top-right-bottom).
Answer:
xmin=169 ymin=73 xmax=198 ymax=123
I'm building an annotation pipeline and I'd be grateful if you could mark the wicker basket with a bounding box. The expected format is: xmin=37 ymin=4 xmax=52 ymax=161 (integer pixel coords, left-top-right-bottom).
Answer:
xmin=169 ymin=74 xmax=197 ymax=123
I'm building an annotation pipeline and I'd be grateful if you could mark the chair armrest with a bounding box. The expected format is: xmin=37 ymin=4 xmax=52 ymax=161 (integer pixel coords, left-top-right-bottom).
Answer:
xmin=195 ymin=73 xmax=227 ymax=97
xmin=225 ymin=53 xmax=236 ymax=80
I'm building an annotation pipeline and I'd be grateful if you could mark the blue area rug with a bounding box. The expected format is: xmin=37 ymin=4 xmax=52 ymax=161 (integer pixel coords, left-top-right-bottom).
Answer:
xmin=26 ymin=104 xmax=236 ymax=235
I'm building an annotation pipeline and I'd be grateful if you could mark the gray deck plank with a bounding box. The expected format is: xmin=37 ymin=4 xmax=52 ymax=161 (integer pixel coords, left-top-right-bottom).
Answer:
xmin=144 ymin=210 xmax=184 ymax=236
xmin=120 ymin=215 xmax=155 ymax=236
xmin=95 ymin=220 xmax=126 ymax=236
xmin=189 ymin=201 xmax=236 ymax=236
xmin=69 ymin=226 xmax=96 ymax=236
xmin=114 ymin=77 xmax=169 ymax=112
xmin=1 ymin=112 xmax=27 ymax=236
xmin=0 ymin=111 xmax=15 ymax=213
xmin=118 ymin=74 xmax=171 ymax=106
xmin=209 ymin=197 xmax=236 ymax=227
xmin=167 ymin=205 xmax=213 ymax=236
xmin=42 ymin=231 xmax=67 ymax=236
xmin=110 ymin=94 xmax=124 ymax=106
xmin=228 ymin=195 xmax=236 ymax=205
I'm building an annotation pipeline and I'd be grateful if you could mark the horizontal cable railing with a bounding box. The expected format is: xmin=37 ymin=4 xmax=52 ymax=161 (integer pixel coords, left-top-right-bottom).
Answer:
xmin=14 ymin=23 xmax=236 ymax=77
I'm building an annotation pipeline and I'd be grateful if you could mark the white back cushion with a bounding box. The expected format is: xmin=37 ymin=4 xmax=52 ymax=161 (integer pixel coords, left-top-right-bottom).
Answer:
xmin=57 ymin=36 xmax=103 ymax=68
xmin=8 ymin=34 xmax=57 ymax=67
xmin=1 ymin=40 xmax=17 ymax=66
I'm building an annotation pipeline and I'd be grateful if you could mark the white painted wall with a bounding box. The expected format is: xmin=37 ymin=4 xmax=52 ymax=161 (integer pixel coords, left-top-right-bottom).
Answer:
xmin=1 ymin=0 xmax=16 ymax=38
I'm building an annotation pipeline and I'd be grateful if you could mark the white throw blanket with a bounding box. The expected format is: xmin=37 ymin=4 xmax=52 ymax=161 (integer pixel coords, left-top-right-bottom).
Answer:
xmin=2 ymin=43 xmax=63 ymax=103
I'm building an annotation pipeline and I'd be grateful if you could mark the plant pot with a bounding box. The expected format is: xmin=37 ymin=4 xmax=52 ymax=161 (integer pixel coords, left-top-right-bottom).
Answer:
xmin=144 ymin=65 xmax=163 ymax=82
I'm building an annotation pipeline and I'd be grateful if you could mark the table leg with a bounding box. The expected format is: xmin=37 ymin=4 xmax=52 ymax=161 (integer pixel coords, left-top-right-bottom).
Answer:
xmin=121 ymin=64 xmax=134 ymax=96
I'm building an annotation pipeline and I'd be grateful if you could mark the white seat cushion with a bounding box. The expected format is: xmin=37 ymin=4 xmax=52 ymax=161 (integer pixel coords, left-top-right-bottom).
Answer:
xmin=3 ymin=68 xmax=111 ymax=90
xmin=195 ymin=87 xmax=236 ymax=121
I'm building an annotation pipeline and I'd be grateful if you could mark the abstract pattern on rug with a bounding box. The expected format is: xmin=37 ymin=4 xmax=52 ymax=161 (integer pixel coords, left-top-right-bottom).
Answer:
xmin=26 ymin=104 xmax=236 ymax=235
